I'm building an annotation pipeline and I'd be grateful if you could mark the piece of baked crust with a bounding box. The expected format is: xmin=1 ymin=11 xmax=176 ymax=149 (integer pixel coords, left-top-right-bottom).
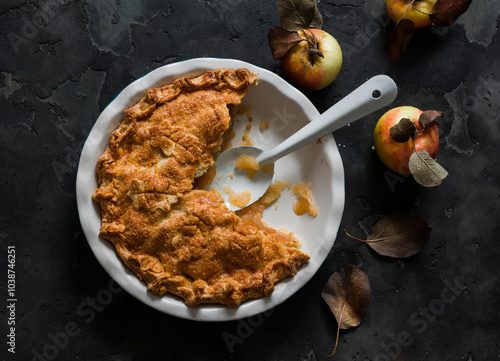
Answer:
xmin=92 ymin=68 xmax=310 ymax=307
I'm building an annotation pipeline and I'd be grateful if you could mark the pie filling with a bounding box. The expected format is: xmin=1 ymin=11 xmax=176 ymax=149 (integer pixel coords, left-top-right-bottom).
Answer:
xmin=93 ymin=68 xmax=310 ymax=307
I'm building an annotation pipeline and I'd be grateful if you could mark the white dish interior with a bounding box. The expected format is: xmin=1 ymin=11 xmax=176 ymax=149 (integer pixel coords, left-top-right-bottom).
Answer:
xmin=76 ymin=58 xmax=345 ymax=321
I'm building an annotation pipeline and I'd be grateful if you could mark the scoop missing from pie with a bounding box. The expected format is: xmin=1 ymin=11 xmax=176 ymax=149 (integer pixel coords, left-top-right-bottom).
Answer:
xmin=92 ymin=68 xmax=310 ymax=307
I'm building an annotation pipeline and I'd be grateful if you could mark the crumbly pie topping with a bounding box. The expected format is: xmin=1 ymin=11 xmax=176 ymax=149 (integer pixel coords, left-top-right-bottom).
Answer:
xmin=92 ymin=68 xmax=309 ymax=307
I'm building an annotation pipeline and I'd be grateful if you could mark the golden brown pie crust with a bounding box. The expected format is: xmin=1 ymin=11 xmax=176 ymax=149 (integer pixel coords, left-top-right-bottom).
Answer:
xmin=92 ymin=68 xmax=309 ymax=307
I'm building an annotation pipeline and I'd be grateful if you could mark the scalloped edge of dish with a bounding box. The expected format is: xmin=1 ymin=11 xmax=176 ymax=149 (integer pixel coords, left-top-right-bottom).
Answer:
xmin=76 ymin=58 xmax=344 ymax=321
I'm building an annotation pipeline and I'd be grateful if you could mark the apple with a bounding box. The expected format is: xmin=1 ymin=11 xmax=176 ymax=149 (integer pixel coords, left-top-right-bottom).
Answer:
xmin=385 ymin=0 xmax=437 ymax=29
xmin=373 ymin=106 xmax=439 ymax=175
xmin=280 ymin=28 xmax=342 ymax=91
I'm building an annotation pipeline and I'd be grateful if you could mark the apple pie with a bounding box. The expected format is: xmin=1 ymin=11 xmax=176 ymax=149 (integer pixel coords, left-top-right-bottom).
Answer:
xmin=92 ymin=68 xmax=309 ymax=307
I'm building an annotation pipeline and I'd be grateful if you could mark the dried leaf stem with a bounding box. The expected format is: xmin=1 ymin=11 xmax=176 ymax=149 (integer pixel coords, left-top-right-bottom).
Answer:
xmin=287 ymin=0 xmax=309 ymax=29
xmin=329 ymin=301 xmax=346 ymax=357
xmin=344 ymin=229 xmax=409 ymax=245
xmin=402 ymin=0 xmax=416 ymax=20
xmin=413 ymin=140 xmax=442 ymax=178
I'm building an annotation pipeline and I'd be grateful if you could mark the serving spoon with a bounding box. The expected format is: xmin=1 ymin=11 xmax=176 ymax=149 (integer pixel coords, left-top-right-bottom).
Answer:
xmin=212 ymin=75 xmax=398 ymax=211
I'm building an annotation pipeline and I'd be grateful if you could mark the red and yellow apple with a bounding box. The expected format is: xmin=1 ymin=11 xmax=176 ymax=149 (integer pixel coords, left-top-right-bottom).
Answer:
xmin=373 ymin=106 xmax=439 ymax=174
xmin=385 ymin=0 xmax=437 ymax=29
xmin=280 ymin=28 xmax=342 ymax=91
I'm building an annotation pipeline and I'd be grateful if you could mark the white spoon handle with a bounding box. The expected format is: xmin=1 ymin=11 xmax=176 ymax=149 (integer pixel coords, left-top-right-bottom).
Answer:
xmin=257 ymin=75 xmax=398 ymax=165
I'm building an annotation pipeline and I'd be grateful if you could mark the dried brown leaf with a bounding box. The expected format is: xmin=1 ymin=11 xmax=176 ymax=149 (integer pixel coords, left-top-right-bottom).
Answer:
xmin=390 ymin=117 xmax=417 ymax=143
xmin=386 ymin=19 xmax=414 ymax=61
xmin=321 ymin=265 xmax=370 ymax=330
xmin=268 ymin=26 xmax=304 ymax=59
xmin=365 ymin=213 xmax=431 ymax=258
xmin=276 ymin=0 xmax=322 ymax=32
xmin=419 ymin=110 xmax=444 ymax=130
xmin=430 ymin=0 xmax=472 ymax=27
xmin=409 ymin=149 xmax=449 ymax=187
xmin=309 ymin=0 xmax=323 ymax=29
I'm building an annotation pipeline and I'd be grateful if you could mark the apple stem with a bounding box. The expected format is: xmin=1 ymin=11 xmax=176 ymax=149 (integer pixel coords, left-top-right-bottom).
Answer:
xmin=412 ymin=135 xmax=418 ymax=153
xmin=302 ymin=28 xmax=324 ymax=66
xmin=302 ymin=28 xmax=315 ymax=46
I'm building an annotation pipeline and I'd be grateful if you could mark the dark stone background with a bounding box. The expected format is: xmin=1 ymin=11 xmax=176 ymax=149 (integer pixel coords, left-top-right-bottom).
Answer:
xmin=1 ymin=1 xmax=499 ymax=360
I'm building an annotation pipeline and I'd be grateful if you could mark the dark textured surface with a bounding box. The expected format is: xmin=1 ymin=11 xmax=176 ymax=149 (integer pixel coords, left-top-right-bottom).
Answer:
xmin=1 ymin=1 xmax=499 ymax=360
